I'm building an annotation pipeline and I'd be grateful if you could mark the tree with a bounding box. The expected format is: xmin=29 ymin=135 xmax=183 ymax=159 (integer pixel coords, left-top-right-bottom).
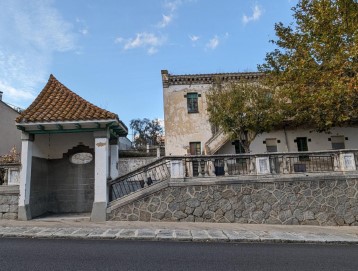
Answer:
xmin=130 ymin=118 xmax=163 ymax=148
xmin=206 ymin=79 xmax=283 ymax=152
xmin=259 ymin=0 xmax=358 ymax=132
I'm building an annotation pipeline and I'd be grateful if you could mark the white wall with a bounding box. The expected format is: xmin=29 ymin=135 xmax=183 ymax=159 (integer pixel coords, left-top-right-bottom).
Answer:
xmin=32 ymin=132 xmax=94 ymax=159
xmin=0 ymin=102 xmax=21 ymax=156
xmin=217 ymin=127 xmax=358 ymax=154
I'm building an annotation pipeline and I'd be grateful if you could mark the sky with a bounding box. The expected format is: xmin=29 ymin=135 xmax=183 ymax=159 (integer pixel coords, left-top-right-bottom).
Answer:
xmin=0 ymin=0 xmax=298 ymax=133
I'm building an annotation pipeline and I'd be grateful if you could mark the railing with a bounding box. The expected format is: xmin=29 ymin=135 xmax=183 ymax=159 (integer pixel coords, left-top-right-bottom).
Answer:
xmin=182 ymin=150 xmax=357 ymax=177
xmin=108 ymin=157 xmax=171 ymax=201
xmin=108 ymin=150 xmax=358 ymax=202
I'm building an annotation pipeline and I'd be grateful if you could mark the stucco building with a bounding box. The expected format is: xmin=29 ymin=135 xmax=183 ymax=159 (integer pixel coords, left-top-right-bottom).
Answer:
xmin=0 ymin=91 xmax=21 ymax=156
xmin=161 ymin=70 xmax=358 ymax=156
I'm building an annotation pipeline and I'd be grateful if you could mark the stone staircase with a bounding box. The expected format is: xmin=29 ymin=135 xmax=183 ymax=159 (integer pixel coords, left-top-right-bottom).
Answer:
xmin=204 ymin=130 xmax=230 ymax=155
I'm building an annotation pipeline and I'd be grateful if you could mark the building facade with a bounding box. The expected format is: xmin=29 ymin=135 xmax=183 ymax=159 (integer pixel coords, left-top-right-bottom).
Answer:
xmin=162 ymin=70 xmax=358 ymax=156
xmin=0 ymin=91 xmax=21 ymax=156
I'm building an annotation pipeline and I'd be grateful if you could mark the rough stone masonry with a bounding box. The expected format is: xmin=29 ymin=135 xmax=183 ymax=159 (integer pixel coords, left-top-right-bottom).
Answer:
xmin=108 ymin=177 xmax=358 ymax=226
xmin=0 ymin=187 xmax=19 ymax=220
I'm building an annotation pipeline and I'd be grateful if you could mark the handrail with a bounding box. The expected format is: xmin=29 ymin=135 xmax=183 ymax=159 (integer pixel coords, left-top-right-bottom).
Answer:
xmin=108 ymin=158 xmax=171 ymax=201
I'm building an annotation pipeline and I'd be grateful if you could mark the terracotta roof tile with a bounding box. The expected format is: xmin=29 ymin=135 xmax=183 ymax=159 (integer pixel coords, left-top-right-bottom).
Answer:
xmin=16 ymin=75 xmax=119 ymax=124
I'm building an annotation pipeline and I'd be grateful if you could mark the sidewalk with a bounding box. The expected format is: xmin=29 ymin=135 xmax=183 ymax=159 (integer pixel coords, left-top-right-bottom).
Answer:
xmin=1 ymin=214 xmax=357 ymax=244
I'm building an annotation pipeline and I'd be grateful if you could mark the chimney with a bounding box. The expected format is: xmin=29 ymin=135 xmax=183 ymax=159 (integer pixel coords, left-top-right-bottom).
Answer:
xmin=0 ymin=91 xmax=3 ymax=101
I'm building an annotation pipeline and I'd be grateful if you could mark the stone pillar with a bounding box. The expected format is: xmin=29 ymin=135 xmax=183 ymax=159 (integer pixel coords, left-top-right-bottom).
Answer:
xmin=339 ymin=153 xmax=356 ymax=171
xmin=255 ymin=157 xmax=271 ymax=175
xmin=18 ymin=132 xmax=34 ymax=221
xmin=91 ymin=130 xmax=109 ymax=222
xmin=109 ymin=138 xmax=119 ymax=180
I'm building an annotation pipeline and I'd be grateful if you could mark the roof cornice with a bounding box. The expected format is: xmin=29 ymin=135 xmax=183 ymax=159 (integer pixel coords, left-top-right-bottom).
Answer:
xmin=161 ymin=70 xmax=263 ymax=87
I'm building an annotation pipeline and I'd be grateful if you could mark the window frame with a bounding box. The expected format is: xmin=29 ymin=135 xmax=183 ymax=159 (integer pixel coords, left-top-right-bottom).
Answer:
xmin=187 ymin=92 xmax=199 ymax=113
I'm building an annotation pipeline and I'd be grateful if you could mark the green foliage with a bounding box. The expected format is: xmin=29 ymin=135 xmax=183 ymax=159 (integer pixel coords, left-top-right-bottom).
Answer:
xmin=259 ymin=0 xmax=358 ymax=131
xmin=130 ymin=118 xmax=163 ymax=148
xmin=207 ymin=79 xmax=283 ymax=152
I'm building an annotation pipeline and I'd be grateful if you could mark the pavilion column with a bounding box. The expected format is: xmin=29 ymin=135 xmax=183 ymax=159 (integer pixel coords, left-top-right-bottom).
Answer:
xmin=91 ymin=130 xmax=110 ymax=222
xmin=109 ymin=138 xmax=119 ymax=180
xmin=18 ymin=132 xmax=34 ymax=221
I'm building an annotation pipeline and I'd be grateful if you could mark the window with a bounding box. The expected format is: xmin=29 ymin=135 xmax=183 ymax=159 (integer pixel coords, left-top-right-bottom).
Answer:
xmin=265 ymin=138 xmax=278 ymax=152
xmin=296 ymin=137 xmax=308 ymax=152
xmin=331 ymin=136 xmax=345 ymax=150
xmin=189 ymin=142 xmax=201 ymax=155
xmin=187 ymin=93 xmax=198 ymax=113
xmin=296 ymin=137 xmax=309 ymax=161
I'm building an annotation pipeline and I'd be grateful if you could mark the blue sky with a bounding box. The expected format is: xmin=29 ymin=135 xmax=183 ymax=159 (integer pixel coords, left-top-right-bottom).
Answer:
xmin=0 ymin=0 xmax=297 ymax=130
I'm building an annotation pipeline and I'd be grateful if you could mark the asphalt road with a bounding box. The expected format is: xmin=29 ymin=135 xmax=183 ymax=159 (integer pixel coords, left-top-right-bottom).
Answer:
xmin=0 ymin=238 xmax=357 ymax=271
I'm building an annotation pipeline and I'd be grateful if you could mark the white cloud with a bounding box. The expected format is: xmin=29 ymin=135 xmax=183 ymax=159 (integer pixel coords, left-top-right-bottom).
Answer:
xmin=116 ymin=32 xmax=166 ymax=55
xmin=114 ymin=37 xmax=124 ymax=44
xmin=0 ymin=81 xmax=35 ymax=101
xmin=76 ymin=18 xmax=89 ymax=36
xmin=242 ymin=4 xmax=263 ymax=24
xmin=164 ymin=0 xmax=183 ymax=12
xmin=206 ymin=36 xmax=220 ymax=50
xmin=157 ymin=14 xmax=173 ymax=28
xmin=0 ymin=0 xmax=77 ymax=106
xmin=189 ymin=35 xmax=200 ymax=42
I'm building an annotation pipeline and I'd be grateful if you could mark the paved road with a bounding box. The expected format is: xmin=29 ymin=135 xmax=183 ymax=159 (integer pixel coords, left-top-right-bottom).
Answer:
xmin=0 ymin=238 xmax=357 ymax=271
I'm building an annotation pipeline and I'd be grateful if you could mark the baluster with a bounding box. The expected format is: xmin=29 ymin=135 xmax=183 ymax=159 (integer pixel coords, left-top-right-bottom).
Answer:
xmin=198 ymin=159 xmax=203 ymax=177
xmin=143 ymin=172 xmax=148 ymax=187
xmin=270 ymin=156 xmax=276 ymax=174
xmin=187 ymin=159 xmax=193 ymax=177
xmin=224 ymin=159 xmax=229 ymax=176
xmin=210 ymin=159 xmax=216 ymax=176
xmin=249 ymin=157 xmax=256 ymax=174
xmin=204 ymin=159 xmax=209 ymax=177
xmin=333 ymin=153 xmax=340 ymax=171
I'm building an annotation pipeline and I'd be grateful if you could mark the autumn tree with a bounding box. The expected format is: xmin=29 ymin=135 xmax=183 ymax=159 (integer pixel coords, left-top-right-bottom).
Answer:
xmin=130 ymin=118 xmax=163 ymax=148
xmin=206 ymin=80 xmax=283 ymax=152
xmin=259 ymin=0 xmax=358 ymax=132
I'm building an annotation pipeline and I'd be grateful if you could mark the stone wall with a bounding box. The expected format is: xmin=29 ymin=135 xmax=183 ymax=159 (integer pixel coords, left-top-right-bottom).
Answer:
xmin=0 ymin=186 xmax=19 ymax=220
xmin=108 ymin=176 xmax=358 ymax=226
xmin=118 ymin=157 xmax=158 ymax=176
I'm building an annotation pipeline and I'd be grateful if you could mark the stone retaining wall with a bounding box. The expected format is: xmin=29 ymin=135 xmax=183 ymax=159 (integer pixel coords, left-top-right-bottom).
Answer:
xmin=0 ymin=186 xmax=19 ymax=220
xmin=108 ymin=176 xmax=358 ymax=226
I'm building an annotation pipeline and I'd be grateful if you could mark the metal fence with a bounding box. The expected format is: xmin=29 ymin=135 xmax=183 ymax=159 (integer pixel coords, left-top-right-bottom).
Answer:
xmin=108 ymin=158 xmax=170 ymax=201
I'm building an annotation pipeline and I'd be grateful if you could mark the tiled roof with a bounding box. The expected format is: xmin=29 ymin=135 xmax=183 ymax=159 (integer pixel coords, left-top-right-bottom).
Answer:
xmin=16 ymin=75 xmax=118 ymax=123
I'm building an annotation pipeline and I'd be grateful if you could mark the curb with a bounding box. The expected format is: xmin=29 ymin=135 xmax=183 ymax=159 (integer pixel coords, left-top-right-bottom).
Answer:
xmin=1 ymin=226 xmax=357 ymax=244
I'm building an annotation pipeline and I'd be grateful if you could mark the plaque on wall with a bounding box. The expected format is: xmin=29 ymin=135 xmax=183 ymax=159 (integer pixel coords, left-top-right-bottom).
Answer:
xmin=70 ymin=152 xmax=93 ymax=165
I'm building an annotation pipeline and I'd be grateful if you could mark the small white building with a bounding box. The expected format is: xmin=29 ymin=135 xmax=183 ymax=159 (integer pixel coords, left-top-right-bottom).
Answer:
xmin=161 ymin=70 xmax=358 ymax=156
xmin=15 ymin=75 xmax=128 ymax=221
